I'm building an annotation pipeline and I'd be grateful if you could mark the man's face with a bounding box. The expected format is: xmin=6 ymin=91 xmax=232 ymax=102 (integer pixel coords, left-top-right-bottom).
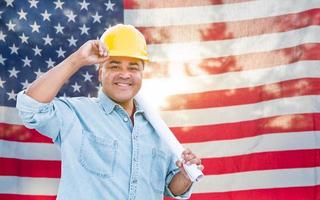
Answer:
xmin=99 ymin=56 xmax=143 ymax=105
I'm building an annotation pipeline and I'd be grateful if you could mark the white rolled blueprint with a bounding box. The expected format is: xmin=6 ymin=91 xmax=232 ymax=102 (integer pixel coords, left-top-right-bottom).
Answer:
xmin=136 ymin=92 xmax=204 ymax=182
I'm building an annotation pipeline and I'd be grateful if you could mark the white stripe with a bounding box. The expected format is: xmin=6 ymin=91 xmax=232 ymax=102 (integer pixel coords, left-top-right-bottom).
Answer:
xmin=124 ymin=0 xmax=319 ymax=27
xmin=0 ymin=176 xmax=59 ymax=195
xmin=142 ymin=60 xmax=320 ymax=95
xmin=0 ymin=106 xmax=22 ymax=125
xmin=161 ymin=95 xmax=320 ymax=127
xmin=0 ymin=140 xmax=61 ymax=160
xmin=193 ymin=167 xmax=320 ymax=193
xmin=184 ymin=131 xmax=320 ymax=158
xmin=147 ymin=26 xmax=320 ymax=62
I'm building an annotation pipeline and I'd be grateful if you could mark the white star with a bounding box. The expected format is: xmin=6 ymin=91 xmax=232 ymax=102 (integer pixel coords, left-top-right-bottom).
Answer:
xmin=54 ymin=23 xmax=64 ymax=34
xmin=8 ymin=67 xmax=20 ymax=78
xmin=65 ymin=10 xmax=77 ymax=22
xmin=28 ymin=0 xmax=39 ymax=8
xmin=79 ymin=24 xmax=90 ymax=35
xmin=9 ymin=44 xmax=19 ymax=55
xmin=45 ymin=57 xmax=55 ymax=68
xmin=82 ymin=71 xmax=93 ymax=82
xmin=92 ymin=12 xmax=102 ymax=23
xmin=79 ymin=0 xmax=90 ymax=10
xmin=7 ymin=90 xmax=17 ymax=101
xmin=0 ymin=11 xmax=3 ymax=19
xmin=21 ymin=79 xmax=31 ymax=90
xmin=22 ymin=56 xmax=32 ymax=67
xmin=19 ymin=33 xmax=29 ymax=44
xmin=105 ymin=0 xmax=115 ymax=11
xmin=0 ymin=77 xmax=6 ymax=88
xmin=71 ymin=82 xmax=81 ymax=93
xmin=41 ymin=10 xmax=51 ymax=21
xmin=54 ymin=0 xmax=64 ymax=9
xmin=6 ymin=20 xmax=16 ymax=31
xmin=67 ymin=35 xmax=77 ymax=47
xmin=56 ymin=47 xmax=66 ymax=58
xmin=42 ymin=34 xmax=53 ymax=46
xmin=30 ymin=21 xmax=40 ymax=32
xmin=18 ymin=9 xmax=27 ymax=20
xmin=34 ymin=68 xmax=44 ymax=78
xmin=0 ymin=54 xmax=7 ymax=65
xmin=5 ymin=0 xmax=14 ymax=7
xmin=33 ymin=45 xmax=42 ymax=56
xmin=0 ymin=31 xmax=7 ymax=42
xmin=96 ymin=83 xmax=101 ymax=91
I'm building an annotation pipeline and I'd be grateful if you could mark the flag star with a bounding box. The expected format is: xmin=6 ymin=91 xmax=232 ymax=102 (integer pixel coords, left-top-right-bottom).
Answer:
xmin=0 ymin=54 xmax=7 ymax=65
xmin=82 ymin=71 xmax=93 ymax=82
xmin=17 ymin=9 xmax=27 ymax=20
xmin=5 ymin=0 xmax=14 ymax=7
xmin=0 ymin=11 xmax=3 ymax=19
xmin=6 ymin=20 xmax=16 ymax=31
xmin=61 ymin=92 xmax=67 ymax=98
xmin=45 ymin=57 xmax=55 ymax=68
xmin=41 ymin=10 xmax=51 ymax=21
xmin=9 ymin=44 xmax=19 ymax=55
xmin=34 ymin=68 xmax=44 ymax=78
xmin=7 ymin=90 xmax=17 ymax=101
xmin=42 ymin=34 xmax=53 ymax=46
xmin=92 ymin=12 xmax=102 ymax=23
xmin=105 ymin=0 xmax=115 ymax=11
xmin=28 ymin=0 xmax=39 ymax=8
xmin=0 ymin=77 xmax=6 ymax=88
xmin=79 ymin=24 xmax=90 ymax=35
xmin=68 ymin=35 xmax=78 ymax=47
xmin=19 ymin=33 xmax=29 ymax=44
xmin=8 ymin=67 xmax=20 ymax=78
xmin=79 ymin=0 xmax=90 ymax=10
xmin=56 ymin=47 xmax=66 ymax=58
xmin=71 ymin=82 xmax=81 ymax=93
xmin=30 ymin=21 xmax=40 ymax=32
xmin=0 ymin=31 xmax=7 ymax=42
xmin=54 ymin=23 xmax=64 ymax=34
xmin=32 ymin=45 xmax=42 ymax=56
xmin=22 ymin=56 xmax=32 ymax=67
xmin=21 ymin=79 xmax=31 ymax=89
xmin=87 ymin=93 xmax=92 ymax=98
xmin=65 ymin=10 xmax=77 ymax=22
xmin=54 ymin=0 xmax=64 ymax=9
xmin=96 ymin=83 xmax=101 ymax=91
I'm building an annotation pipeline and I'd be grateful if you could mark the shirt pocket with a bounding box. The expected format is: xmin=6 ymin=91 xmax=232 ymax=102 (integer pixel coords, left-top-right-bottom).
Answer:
xmin=150 ymin=148 xmax=167 ymax=193
xmin=79 ymin=129 xmax=118 ymax=178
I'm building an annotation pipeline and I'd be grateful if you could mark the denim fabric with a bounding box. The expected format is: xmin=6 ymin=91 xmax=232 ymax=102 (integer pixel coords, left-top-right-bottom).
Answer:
xmin=16 ymin=90 xmax=192 ymax=200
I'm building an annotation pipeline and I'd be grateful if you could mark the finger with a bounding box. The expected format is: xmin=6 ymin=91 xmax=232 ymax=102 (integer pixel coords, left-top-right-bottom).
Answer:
xmin=181 ymin=149 xmax=192 ymax=158
xmin=96 ymin=56 xmax=109 ymax=64
xmin=197 ymin=164 xmax=204 ymax=171
xmin=186 ymin=157 xmax=201 ymax=165
xmin=98 ymin=40 xmax=108 ymax=57
xmin=175 ymin=160 xmax=183 ymax=168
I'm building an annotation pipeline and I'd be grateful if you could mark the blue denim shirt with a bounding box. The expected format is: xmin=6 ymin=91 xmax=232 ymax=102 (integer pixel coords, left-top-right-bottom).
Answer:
xmin=16 ymin=90 xmax=192 ymax=200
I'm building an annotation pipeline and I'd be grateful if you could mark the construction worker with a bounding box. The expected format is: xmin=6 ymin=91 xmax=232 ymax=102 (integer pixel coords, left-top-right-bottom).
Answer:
xmin=16 ymin=24 xmax=203 ymax=199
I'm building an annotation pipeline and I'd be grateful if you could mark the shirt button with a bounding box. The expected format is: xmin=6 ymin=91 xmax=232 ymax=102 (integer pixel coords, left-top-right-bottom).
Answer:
xmin=123 ymin=117 xmax=128 ymax=122
xmin=133 ymin=135 xmax=138 ymax=140
xmin=132 ymin=179 xmax=137 ymax=184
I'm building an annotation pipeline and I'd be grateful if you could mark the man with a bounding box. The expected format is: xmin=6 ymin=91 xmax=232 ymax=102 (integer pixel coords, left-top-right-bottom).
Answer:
xmin=16 ymin=24 xmax=203 ymax=199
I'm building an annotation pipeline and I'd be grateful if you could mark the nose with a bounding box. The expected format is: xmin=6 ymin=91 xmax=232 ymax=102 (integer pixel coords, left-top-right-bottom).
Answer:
xmin=118 ymin=68 xmax=131 ymax=79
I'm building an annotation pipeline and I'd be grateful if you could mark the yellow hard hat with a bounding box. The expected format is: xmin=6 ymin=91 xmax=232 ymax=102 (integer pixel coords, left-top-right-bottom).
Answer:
xmin=100 ymin=24 xmax=148 ymax=61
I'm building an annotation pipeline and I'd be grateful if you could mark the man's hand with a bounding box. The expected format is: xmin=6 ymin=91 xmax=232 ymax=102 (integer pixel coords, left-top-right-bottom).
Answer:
xmin=74 ymin=40 xmax=109 ymax=67
xmin=176 ymin=149 xmax=204 ymax=178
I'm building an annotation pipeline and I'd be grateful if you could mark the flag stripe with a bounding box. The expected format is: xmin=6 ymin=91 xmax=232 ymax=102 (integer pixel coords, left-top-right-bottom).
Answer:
xmin=172 ymin=113 xmax=320 ymax=143
xmin=0 ymin=158 xmax=61 ymax=178
xmin=147 ymin=26 xmax=320 ymax=62
xmin=124 ymin=0 xmax=251 ymax=9
xmin=202 ymin=149 xmax=320 ymax=175
xmin=124 ymin=0 xmax=320 ymax=27
xmin=138 ymin=9 xmax=320 ymax=44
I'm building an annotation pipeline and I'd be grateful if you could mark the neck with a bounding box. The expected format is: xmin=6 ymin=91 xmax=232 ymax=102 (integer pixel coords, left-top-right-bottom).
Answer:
xmin=119 ymin=100 xmax=134 ymax=116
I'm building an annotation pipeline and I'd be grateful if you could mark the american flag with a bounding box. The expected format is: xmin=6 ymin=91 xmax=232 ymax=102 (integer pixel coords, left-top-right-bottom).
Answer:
xmin=1 ymin=0 xmax=320 ymax=199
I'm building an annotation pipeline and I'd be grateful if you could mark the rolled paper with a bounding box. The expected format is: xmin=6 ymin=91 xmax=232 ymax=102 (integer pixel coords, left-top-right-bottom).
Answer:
xmin=136 ymin=91 xmax=204 ymax=182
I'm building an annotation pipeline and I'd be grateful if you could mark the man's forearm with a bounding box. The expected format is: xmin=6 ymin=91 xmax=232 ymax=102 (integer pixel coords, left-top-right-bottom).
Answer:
xmin=168 ymin=171 xmax=192 ymax=196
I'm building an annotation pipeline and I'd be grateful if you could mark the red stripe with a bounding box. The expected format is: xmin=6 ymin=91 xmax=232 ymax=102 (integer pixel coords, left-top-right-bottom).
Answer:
xmin=171 ymin=113 xmax=320 ymax=143
xmin=161 ymin=78 xmax=320 ymax=110
xmin=0 ymin=158 xmax=61 ymax=178
xmin=144 ymin=43 xmax=320 ymax=78
xmin=124 ymin=0 xmax=251 ymax=9
xmin=183 ymin=185 xmax=320 ymax=200
xmin=202 ymin=149 xmax=320 ymax=175
xmin=139 ymin=9 xmax=320 ymax=44
xmin=0 ymin=194 xmax=56 ymax=200
xmin=0 ymin=123 xmax=52 ymax=143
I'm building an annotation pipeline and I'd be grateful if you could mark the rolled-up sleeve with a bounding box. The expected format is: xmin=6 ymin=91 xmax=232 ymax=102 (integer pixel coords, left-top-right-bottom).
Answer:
xmin=16 ymin=91 xmax=75 ymax=142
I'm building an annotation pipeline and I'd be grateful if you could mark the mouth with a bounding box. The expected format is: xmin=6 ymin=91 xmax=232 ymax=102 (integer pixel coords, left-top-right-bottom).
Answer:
xmin=114 ymin=82 xmax=132 ymax=88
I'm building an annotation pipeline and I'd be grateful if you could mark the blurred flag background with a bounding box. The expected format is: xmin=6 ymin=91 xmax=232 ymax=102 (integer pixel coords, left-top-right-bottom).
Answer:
xmin=0 ymin=0 xmax=320 ymax=199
